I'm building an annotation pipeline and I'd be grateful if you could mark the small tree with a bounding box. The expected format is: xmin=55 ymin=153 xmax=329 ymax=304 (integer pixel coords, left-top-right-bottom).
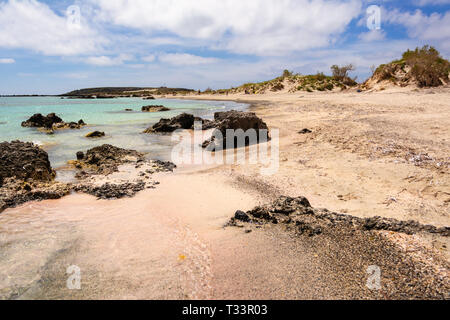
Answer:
xmin=331 ymin=64 xmax=357 ymax=86
xmin=282 ymin=69 xmax=293 ymax=78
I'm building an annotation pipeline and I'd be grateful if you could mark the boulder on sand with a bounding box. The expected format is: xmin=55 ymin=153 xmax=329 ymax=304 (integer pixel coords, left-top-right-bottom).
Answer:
xmin=141 ymin=105 xmax=170 ymax=112
xmin=0 ymin=141 xmax=55 ymax=187
xmin=202 ymin=110 xmax=270 ymax=150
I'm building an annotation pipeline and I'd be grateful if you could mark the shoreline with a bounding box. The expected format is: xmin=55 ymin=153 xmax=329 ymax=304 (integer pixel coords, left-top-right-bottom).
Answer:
xmin=1 ymin=89 xmax=449 ymax=299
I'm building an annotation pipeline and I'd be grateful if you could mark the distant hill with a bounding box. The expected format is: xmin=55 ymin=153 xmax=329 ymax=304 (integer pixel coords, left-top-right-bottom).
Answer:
xmin=61 ymin=87 xmax=195 ymax=98
xmin=363 ymin=45 xmax=450 ymax=90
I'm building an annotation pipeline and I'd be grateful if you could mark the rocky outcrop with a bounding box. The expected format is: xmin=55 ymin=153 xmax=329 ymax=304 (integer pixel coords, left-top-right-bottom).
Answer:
xmin=0 ymin=142 xmax=177 ymax=211
xmin=85 ymin=131 xmax=105 ymax=138
xmin=0 ymin=179 xmax=71 ymax=213
xmin=144 ymin=113 xmax=199 ymax=133
xmin=21 ymin=113 xmax=62 ymax=128
xmin=141 ymin=105 xmax=170 ymax=112
xmin=230 ymin=196 xmax=449 ymax=237
xmin=70 ymin=144 xmax=176 ymax=177
xmin=0 ymin=141 xmax=71 ymax=213
xmin=143 ymin=96 xmax=155 ymax=100
xmin=0 ymin=141 xmax=55 ymax=187
xmin=21 ymin=113 xmax=86 ymax=132
xmin=70 ymin=144 xmax=146 ymax=176
xmin=70 ymin=145 xmax=176 ymax=199
xmin=202 ymin=110 xmax=270 ymax=150
xmin=142 ymin=110 xmax=266 ymax=137
xmin=74 ymin=182 xmax=147 ymax=199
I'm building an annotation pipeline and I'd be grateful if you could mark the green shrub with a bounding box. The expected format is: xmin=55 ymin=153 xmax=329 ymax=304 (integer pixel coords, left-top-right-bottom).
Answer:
xmin=282 ymin=69 xmax=293 ymax=78
xmin=325 ymin=83 xmax=334 ymax=91
xmin=403 ymin=45 xmax=450 ymax=87
xmin=331 ymin=64 xmax=357 ymax=86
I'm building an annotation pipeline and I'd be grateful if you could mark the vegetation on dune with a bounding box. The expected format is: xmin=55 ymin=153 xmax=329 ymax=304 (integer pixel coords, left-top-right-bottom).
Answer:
xmin=369 ymin=45 xmax=450 ymax=88
xmin=331 ymin=64 xmax=358 ymax=86
xmin=207 ymin=66 xmax=357 ymax=95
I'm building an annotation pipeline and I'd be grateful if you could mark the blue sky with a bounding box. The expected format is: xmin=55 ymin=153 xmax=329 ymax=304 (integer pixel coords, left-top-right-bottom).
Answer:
xmin=1 ymin=0 xmax=449 ymax=94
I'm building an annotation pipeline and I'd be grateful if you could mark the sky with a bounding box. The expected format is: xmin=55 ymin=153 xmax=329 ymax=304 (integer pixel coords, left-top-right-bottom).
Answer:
xmin=0 ymin=0 xmax=449 ymax=94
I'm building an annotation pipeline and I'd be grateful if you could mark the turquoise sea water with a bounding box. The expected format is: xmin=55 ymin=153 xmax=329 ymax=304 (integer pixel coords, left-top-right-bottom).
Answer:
xmin=0 ymin=97 xmax=248 ymax=170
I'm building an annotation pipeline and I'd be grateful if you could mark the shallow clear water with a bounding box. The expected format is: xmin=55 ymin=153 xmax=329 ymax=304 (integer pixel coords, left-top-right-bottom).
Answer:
xmin=0 ymin=97 xmax=248 ymax=170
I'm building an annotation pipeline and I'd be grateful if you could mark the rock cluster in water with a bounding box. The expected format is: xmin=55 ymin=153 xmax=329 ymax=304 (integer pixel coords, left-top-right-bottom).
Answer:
xmin=141 ymin=105 xmax=170 ymax=112
xmin=85 ymin=131 xmax=105 ymax=138
xmin=72 ymin=144 xmax=176 ymax=177
xmin=143 ymin=110 xmax=269 ymax=151
xmin=70 ymin=144 xmax=176 ymax=199
xmin=143 ymin=113 xmax=213 ymax=133
xmin=0 ymin=142 xmax=177 ymax=212
xmin=230 ymin=196 xmax=449 ymax=237
xmin=21 ymin=113 xmax=86 ymax=133
xmin=70 ymin=144 xmax=146 ymax=176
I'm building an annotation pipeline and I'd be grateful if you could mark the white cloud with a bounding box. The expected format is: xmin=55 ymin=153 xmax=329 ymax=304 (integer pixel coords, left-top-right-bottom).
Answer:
xmin=142 ymin=54 xmax=156 ymax=62
xmin=385 ymin=9 xmax=450 ymax=40
xmin=384 ymin=9 xmax=450 ymax=53
xmin=158 ymin=53 xmax=219 ymax=66
xmin=0 ymin=58 xmax=15 ymax=64
xmin=358 ymin=29 xmax=386 ymax=42
xmin=93 ymin=0 xmax=362 ymax=56
xmin=85 ymin=54 xmax=133 ymax=66
xmin=0 ymin=0 xmax=105 ymax=56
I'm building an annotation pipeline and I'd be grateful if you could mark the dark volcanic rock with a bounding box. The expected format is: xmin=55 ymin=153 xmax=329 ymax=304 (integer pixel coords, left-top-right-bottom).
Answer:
xmin=74 ymin=182 xmax=146 ymax=199
xmin=141 ymin=105 xmax=170 ymax=112
xmin=0 ymin=141 xmax=55 ymax=187
xmin=0 ymin=141 xmax=71 ymax=213
xmin=202 ymin=110 xmax=270 ymax=150
xmin=0 ymin=179 xmax=71 ymax=213
xmin=85 ymin=131 xmax=105 ymax=138
xmin=230 ymin=196 xmax=449 ymax=237
xmin=234 ymin=210 xmax=250 ymax=222
xmin=144 ymin=113 xmax=195 ymax=133
xmin=21 ymin=113 xmax=86 ymax=132
xmin=298 ymin=128 xmax=312 ymax=134
xmin=21 ymin=113 xmax=63 ymax=128
xmin=71 ymin=144 xmax=145 ymax=176
xmin=152 ymin=160 xmax=177 ymax=172
xmin=76 ymin=151 xmax=85 ymax=160
xmin=143 ymin=112 xmax=216 ymax=133
xmin=71 ymin=144 xmax=177 ymax=178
